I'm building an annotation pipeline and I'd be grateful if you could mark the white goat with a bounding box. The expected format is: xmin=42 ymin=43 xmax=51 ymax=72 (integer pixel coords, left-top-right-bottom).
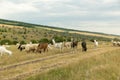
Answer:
xmin=52 ymin=39 xmax=63 ymax=51
xmin=94 ymin=40 xmax=98 ymax=48
xmin=0 ymin=46 xmax=12 ymax=56
xmin=63 ymin=41 xmax=71 ymax=48
xmin=25 ymin=44 xmax=38 ymax=53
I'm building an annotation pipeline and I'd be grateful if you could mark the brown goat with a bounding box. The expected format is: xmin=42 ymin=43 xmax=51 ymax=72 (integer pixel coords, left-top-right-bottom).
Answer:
xmin=36 ymin=43 xmax=48 ymax=53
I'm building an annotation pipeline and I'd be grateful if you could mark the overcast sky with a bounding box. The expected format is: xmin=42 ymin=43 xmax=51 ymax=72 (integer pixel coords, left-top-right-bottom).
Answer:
xmin=0 ymin=0 xmax=120 ymax=35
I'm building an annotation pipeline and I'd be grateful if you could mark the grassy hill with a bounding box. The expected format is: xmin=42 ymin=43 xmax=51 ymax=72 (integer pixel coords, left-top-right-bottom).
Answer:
xmin=0 ymin=19 xmax=120 ymax=80
xmin=0 ymin=18 xmax=118 ymax=45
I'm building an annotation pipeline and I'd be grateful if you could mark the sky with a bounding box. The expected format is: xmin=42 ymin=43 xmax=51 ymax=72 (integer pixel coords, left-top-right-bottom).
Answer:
xmin=0 ymin=0 xmax=120 ymax=35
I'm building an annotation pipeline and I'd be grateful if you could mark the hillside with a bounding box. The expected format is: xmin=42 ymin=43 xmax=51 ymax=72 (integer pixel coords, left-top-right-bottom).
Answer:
xmin=0 ymin=19 xmax=120 ymax=80
xmin=0 ymin=19 xmax=118 ymax=45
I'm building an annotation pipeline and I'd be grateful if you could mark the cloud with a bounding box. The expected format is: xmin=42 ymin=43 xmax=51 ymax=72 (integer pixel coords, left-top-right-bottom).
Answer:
xmin=104 ymin=11 xmax=120 ymax=16
xmin=0 ymin=0 xmax=120 ymax=34
xmin=49 ymin=21 xmax=120 ymax=35
xmin=102 ymin=0 xmax=119 ymax=4
xmin=0 ymin=0 xmax=38 ymax=17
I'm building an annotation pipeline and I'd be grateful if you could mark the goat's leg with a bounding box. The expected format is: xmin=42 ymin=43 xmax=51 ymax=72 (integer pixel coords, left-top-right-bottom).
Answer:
xmin=43 ymin=48 xmax=46 ymax=52
xmin=46 ymin=47 xmax=48 ymax=52
xmin=20 ymin=48 xmax=22 ymax=51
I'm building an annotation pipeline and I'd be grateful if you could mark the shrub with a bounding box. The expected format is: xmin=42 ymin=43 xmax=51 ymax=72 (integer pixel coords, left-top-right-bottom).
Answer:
xmin=53 ymin=36 xmax=65 ymax=42
xmin=31 ymin=40 xmax=37 ymax=43
xmin=12 ymin=40 xmax=18 ymax=45
xmin=39 ymin=38 xmax=49 ymax=43
xmin=0 ymin=39 xmax=12 ymax=45
xmin=20 ymin=40 xmax=26 ymax=44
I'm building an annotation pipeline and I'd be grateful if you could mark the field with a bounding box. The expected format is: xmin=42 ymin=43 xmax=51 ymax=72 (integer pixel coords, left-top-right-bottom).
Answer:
xmin=0 ymin=19 xmax=120 ymax=80
xmin=0 ymin=42 xmax=120 ymax=80
xmin=26 ymin=46 xmax=120 ymax=80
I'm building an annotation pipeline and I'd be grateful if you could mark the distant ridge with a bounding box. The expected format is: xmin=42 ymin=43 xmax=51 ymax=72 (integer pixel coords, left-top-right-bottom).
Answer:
xmin=0 ymin=18 xmax=118 ymax=37
xmin=0 ymin=18 xmax=120 ymax=45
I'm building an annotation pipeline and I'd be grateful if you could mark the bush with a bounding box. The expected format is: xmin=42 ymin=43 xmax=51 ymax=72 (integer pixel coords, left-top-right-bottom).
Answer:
xmin=0 ymin=39 xmax=12 ymax=45
xmin=12 ymin=40 xmax=18 ymax=45
xmin=20 ymin=40 xmax=26 ymax=44
xmin=53 ymin=36 xmax=65 ymax=42
xmin=39 ymin=38 xmax=49 ymax=43
xmin=31 ymin=40 xmax=37 ymax=43
xmin=113 ymin=38 xmax=120 ymax=41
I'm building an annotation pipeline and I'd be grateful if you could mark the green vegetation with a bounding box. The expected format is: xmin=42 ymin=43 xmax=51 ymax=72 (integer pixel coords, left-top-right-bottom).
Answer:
xmin=0 ymin=18 xmax=118 ymax=45
xmin=0 ymin=19 xmax=119 ymax=37
xmin=0 ymin=23 xmax=112 ymax=45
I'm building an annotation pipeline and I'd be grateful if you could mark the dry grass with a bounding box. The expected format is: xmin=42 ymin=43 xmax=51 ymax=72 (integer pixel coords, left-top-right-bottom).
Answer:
xmin=0 ymin=24 xmax=24 ymax=29
xmin=0 ymin=42 xmax=109 ymax=66
xmin=69 ymin=31 xmax=116 ymax=38
xmin=0 ymin=42 xmax=119 ymax=80
xmin=25 ymin=46 xmax=120 ymax=80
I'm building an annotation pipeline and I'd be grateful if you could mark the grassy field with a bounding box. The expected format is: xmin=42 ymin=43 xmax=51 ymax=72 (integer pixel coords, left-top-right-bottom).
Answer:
xmin=25 ymin=45 xmax=120 ymax=80
xmin=0 ymin=42 xmax=120 ymax=80
xmin=0 ymin=19 xmax=120 ymax=80
xmin=0 ymin=41 xmax=107 ymax=67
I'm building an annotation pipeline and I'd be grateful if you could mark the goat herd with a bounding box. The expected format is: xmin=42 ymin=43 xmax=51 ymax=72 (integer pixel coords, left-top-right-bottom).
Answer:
xmin=0 ymin=39 xmax=118 ymax=56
